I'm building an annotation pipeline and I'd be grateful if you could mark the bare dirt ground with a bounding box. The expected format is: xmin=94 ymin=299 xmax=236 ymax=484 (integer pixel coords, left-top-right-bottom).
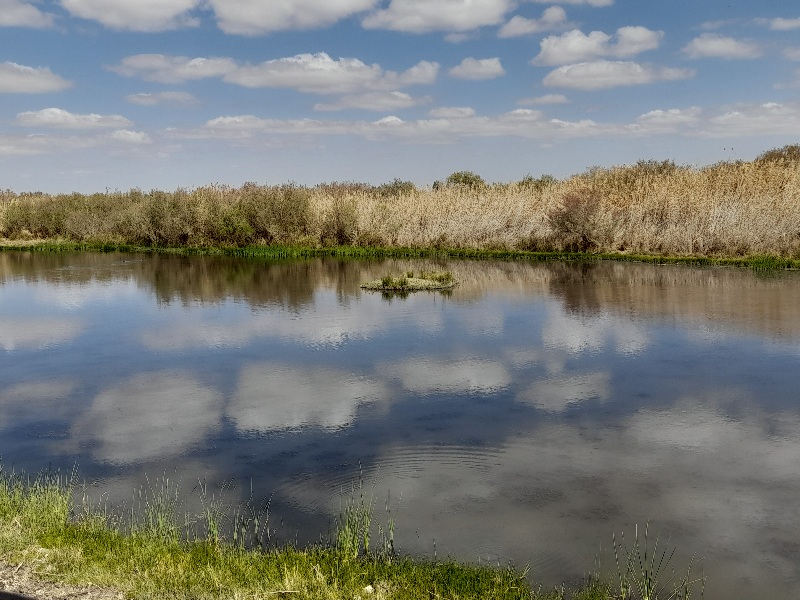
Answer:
xmin=0 ymin=562 xmax=122 ymax=600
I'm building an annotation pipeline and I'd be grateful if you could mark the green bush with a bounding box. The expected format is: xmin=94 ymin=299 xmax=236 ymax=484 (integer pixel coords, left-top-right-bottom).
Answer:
xmin=445 ymin=171 xmax=486 ymax=190
xmin=756 ymin=144 xmax=800 ymax=163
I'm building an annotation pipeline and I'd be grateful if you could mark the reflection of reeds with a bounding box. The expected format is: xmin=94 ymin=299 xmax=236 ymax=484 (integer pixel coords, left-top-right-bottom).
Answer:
xmin=2 ymin=154 xmax=799 ymax=257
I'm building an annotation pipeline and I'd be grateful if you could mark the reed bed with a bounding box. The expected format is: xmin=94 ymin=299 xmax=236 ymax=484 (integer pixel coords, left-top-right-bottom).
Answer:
xmin=2 ymin=149 xmax=799 ymax=259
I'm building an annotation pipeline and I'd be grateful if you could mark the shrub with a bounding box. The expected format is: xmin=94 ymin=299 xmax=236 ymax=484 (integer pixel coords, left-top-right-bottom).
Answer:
xmin=376 ymin=179 xmax=416 ymax=197
xmin=547 ymin=187 xmax=602 ymax=252
xmin=240 ymin=184 xmax=310 ymax=244
xmin=756 ymin=144 xmax=800 ymax=164
xmin=445 ymin=171 xmax=486 ymax=190
xmin=519 ymin=174 xmax=557 ymax=191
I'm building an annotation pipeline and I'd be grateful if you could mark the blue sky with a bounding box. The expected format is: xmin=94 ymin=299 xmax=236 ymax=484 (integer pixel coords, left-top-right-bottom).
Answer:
xmin=1 ymin=0 xmax=800 ymax=192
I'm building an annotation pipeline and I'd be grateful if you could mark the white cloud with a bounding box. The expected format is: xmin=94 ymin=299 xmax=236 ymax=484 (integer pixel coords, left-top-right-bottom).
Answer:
xmin=61 ymin=0 xmax=200 ymax=32
xmin=363 ymin=0 xmax=513 ymax=33
xmin=15 ymin=107 xmax=132 ymax=129
xmin=0 ymin=0 xmax=55 ymax=28
xmin=783 ymin=48 xmax=800 ymax=61
xmin=701 ymin=102 xmax=800 ymax=137
xmin=534 ymin=27 xmax=663 ymax=66
xmin=111 ymin=53 xmax=438 ymax=94
xmin=632 ymin=107 xmax=702 ymax=133
xmin=109 ymin=54 xmax=237 ymax=84
xmin=682 ymin=34 xmax=763 ymax=59
xmin=208 ymin=0 xmax=377 ymax=35
xmin=382 ymin=358 xmax=510 ymax=395
xmin=0 ymin=380 xmax=76 ymax=428
xmin=69 ymin=372 xmax=222 ymax=464
xmin=314 ymin=91 xmax=428 ymax=111
xmin=528 ymin=0 xmax=612 ymax=5
xmin=543 ymin=60 xmax=694 ymax=90
xmin=0 ymin=62 xmax=72 ymax=93
xmin=498 ymin=6 xmax=568 ymax=38
xmin=449 ymin=57 xmax=505 ymax=80
xmin=518 ymin=372 xmax=610 ymax=412
xmin=228 ymin=363 xmax=384 ymax=433
xmin=518 ymin=94 xmax=569 ymax=105
xmin=428 ymin=106 xmax=476 ymax=117
xmin=0 ymin=317 xmax=83 ymax=350
xmin=109 ymin=129 xmax=152 ymax=144
xmin=126 ymin=91 xmax=198 ymax=106
xmin=769 ymin=17 xmax=800 ymax=31
xmin=225 ymin=53 xmax=439 ymax=94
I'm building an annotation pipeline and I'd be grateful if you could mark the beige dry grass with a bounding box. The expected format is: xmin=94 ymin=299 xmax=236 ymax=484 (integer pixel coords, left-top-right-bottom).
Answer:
xmin=1 ymin=153 xmax=799 ymax=258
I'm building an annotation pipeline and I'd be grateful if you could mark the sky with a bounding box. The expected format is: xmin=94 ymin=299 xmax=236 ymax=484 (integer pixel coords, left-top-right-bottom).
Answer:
xmin=1 ymin=0 xmax=800 ymax=193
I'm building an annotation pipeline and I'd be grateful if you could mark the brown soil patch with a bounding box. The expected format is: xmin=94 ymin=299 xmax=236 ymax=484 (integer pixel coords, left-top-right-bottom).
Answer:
xmin=0 ymin=562 xmax=122 ymax=600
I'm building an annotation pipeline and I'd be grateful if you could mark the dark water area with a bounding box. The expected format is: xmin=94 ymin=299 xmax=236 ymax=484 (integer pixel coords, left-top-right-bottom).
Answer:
xmin=1 ymin=251 xmax=800 ymax=598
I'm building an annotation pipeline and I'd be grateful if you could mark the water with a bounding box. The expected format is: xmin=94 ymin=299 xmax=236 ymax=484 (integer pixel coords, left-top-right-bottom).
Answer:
xmin=2 ymin=251 xmax=799 ymax=598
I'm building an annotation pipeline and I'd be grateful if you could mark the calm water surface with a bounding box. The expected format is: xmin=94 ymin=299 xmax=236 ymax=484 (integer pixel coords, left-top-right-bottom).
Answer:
xmin=2 ymin=252 xmax=799 ymax=598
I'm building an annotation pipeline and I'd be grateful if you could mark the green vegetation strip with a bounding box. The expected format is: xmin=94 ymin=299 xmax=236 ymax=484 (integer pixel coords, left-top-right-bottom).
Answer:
xmin=1 ymin=240 xmax=798 ymax=271
xmin=0 ymin=468 xmax=614 ymax=600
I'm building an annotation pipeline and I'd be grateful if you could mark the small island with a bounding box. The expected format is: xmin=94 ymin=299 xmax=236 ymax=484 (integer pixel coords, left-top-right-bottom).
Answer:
xmin=360 ymin=270 xmax=457 ymax=292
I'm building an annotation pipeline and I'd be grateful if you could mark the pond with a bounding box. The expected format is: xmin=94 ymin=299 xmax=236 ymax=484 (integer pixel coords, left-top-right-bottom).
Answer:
xmin=1 ymin=251 xmax=799 ymax=598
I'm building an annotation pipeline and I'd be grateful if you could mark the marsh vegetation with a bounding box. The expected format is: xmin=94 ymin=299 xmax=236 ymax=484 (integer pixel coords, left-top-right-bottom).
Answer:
xmin=1 ymin=146 xmax=799 ymax=261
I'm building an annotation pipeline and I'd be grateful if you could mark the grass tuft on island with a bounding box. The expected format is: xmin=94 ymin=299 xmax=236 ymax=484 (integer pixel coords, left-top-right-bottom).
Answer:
xmin=361 ymin=270 xmax=457 ymax=291
xmin=0 ymin=466 xmax=614 ymax=600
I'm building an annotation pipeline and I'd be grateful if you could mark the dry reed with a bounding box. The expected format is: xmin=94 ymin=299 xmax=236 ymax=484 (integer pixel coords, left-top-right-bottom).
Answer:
xmin=2 ymin=151 xmax=799 ymax=258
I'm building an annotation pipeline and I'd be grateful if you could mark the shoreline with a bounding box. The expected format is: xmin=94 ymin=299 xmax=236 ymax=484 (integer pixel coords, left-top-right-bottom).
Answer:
xmin=1 ymin=239 xmax=799 ymax=271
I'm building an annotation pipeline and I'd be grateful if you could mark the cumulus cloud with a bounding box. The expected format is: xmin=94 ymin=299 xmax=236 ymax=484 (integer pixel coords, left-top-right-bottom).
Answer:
xmin=543 ymin=60 xmax=694 ymax=90
xmin=518 ymin=372 xmax=610 ymax=412
xmin=682 ymin=34 xmax=763 ymax=59
xmin=111 ymin=53 xmax=438 ymax=94
xmin=126 ymin=91 xmax=198 ymax=106
xmin=109 ymin=129 xmax=152 ymax=144
xmin=0 ymin=0 xmax=55 ymax=28
xmin=208 ymin=0 xmax=377 ymax=35
xmin=783 ymin=48 xmax=800 ymax=61
xmin=61 ymin=0 xmax=199 ymax=32
xmin=363 ymin=0 xmax=513 ymax=33
xmin=382 ymin=358 xmax=510 ymax=395
xmin=0 ymin=62 xmax=72 ymax=93
xmin=0 ymin=380 xmax=76 ymax=429
xmin=109 ymin=54 xmax=238 ymax=84
xmin=428 ymin=106 xmax=476 ymax=117
xmin=632 ymin=107 xmax=702 ymax=133
xmin=228 ymin=363 xmax=384 ymax=432
xmin=314 ymin=91 xmax=428 ymax=111
xmin=449 ymin=57 xmax=505 ymax=80
xmin=0 ymin=317 xmax=83 ymax=350
xmin=15 ymin=107 xmax=132 ymax=129
xmin=701 ymin=102 xmax=800 ymax=137
xmin=69 ymin=372 xmax=223 ymax=465
xmin=528 ymin=0 xmax=612 ymax=5
xmin=498 ymin=6 xmax=568 ymax=38
xmin=225 ymin=53 xmax=439 ymax=94
xmin=769 ymin=17 xmax=800 ymax=31
xmin=518 ymin=94 xmax=569 ymax=105
xmin=534 ymin=26 xmax=663 ymax=66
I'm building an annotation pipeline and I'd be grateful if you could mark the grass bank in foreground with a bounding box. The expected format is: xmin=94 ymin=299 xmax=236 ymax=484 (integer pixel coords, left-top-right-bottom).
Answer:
xmin=1 ymin=147 xmax=799 ymax=262
xmin=0 ymin=468 xmax=613 ymax=600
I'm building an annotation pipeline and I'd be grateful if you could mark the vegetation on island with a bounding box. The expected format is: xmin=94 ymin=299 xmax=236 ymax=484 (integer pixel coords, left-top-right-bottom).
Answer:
xmin=361 ymin=270 xmax=457 ymax=291
xmin=0 ymin=145 xmax=799 ymax=268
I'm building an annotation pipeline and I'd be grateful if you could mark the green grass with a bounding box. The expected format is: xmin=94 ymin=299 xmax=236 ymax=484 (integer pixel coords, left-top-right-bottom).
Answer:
xmin=2 ymin=239 xmax=799 ymax=271
xmin=361 ymin=270 xmax=458 ymax=291
xmin=0 ymin=466 xmax=615 ymax=600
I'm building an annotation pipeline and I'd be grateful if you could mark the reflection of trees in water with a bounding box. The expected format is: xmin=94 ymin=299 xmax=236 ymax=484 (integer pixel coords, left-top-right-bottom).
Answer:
xmin=3 ymin=250 xmax=800 ymax=338
xmin=544 ymin=262 xmax=602 ymax=316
